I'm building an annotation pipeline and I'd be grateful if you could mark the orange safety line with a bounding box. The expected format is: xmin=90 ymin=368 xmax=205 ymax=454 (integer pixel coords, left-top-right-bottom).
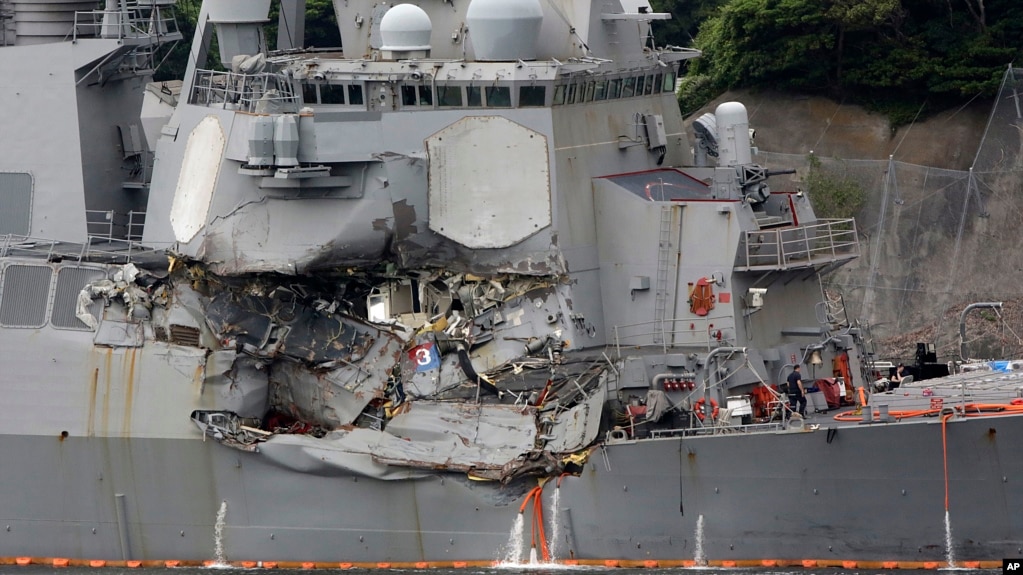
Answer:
xmin=0 ymin=556 xmax=1004 ymax=569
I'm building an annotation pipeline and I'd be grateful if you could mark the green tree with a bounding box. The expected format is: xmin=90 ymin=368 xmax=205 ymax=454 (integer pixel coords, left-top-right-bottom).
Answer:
xmin=649 ymin=0 xmax=727 ymax=49
xmin=155 ymin=0 xmax=202 ymax=81
xmin=682 ymin=0 xmax=1023 ymax=121
xmin=803 ymin=154 xmax=867 ymax=222
xmin=266 ymin=0 xmax=341 ymax=50
xmin=157 ymin=0 xmax=342 ymax=81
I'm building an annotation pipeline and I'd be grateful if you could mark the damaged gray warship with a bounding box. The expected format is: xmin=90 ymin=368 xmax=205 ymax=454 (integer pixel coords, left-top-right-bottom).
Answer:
xmin=0 ymin=0 xmax=1021 ymax=566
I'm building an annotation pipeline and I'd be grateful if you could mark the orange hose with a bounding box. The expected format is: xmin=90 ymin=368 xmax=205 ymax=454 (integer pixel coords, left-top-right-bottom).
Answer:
xmin=834 ymin=401 xmax=1023 ymax=422
xmin=519 ymin=485 xmax=552 ymax=561
xmin=519 ymin=486 xmax=540 ymax=514
xmin=533 ymin=488 xmax=551 ymax=562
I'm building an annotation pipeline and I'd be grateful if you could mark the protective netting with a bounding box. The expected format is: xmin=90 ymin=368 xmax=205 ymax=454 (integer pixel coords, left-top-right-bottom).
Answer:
xmin=758 ymin=65 xmax=1023 ymax=362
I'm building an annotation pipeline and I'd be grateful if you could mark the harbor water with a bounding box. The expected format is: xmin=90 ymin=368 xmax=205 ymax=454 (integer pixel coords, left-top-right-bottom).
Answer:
xmin=0 ymin=566 xmax=998 ymax=575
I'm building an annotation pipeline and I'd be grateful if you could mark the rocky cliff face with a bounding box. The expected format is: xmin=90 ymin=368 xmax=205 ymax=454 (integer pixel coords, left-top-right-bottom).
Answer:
xmin=715 ymin=90 xmax=987 ymax=170
xmin=689 ymin=90 xmax=1023 ymax=364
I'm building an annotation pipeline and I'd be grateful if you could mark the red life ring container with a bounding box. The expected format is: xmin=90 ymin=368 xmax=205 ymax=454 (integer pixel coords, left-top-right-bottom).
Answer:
xmin=693 ymin=398 xmax=720 ymax=421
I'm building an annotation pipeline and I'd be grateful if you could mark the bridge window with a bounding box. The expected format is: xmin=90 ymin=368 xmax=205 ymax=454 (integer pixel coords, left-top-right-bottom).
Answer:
xmin=566 ymin=84 xmax=577 ymax=104
xmin=662 ymin=70 xmax=676 ymax=92
xmin=321 ymin=84 xmax=346 ymax=104
xmin=621 ymin=77 xmax=636 ymax=98
xmin=609 ymin=79 xmax=622 ymax=99
xmin=582 ymin=82 xmax=595 ymax=102
xmin=553 ymin=85 xmax=565 ymax=105
xmin=437 ymin=85 xmax=464 ymax=107
xmin=467 ymin=86 xmax=483 ymax=106
xmin=418 ymin=85 xmax=433 ymax=106
xmin=302 ymin=83 xmax=319 ymax=104
xmin=401 ymin=85 xmax=417 ymax=106
xmin=519 ymin=86 xmax=546 ymax=107
xmin=486 ymin=86 xmax=511 ymax=107
xmin=347 ymin=84 xmax=364 ymax=105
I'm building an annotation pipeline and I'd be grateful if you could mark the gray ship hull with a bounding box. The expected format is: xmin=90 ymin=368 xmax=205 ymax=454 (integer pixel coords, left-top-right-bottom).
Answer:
xmin=1 ymin=414 xmax=1020 ymax=563
xmin=2 ymin=0 xmax=1021 ymax=566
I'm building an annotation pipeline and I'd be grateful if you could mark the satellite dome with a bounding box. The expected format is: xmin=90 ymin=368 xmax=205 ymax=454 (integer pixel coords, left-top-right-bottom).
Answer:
xmin=714 ymin=102 xmax=752 ymax=166
xmin=380 ymin=4 xmax=433 ymax=51
xmin=466 ymin=0 xmax=543 ymax=61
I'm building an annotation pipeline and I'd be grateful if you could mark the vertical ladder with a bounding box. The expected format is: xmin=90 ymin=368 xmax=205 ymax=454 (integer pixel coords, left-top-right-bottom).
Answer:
xmin=817 ymin=274 xmax=852 ymax=333
xmin=852 ymin=321 xmax=877 ymax=385
xmin=817 ymin=277 xmax=874 ymax=391
xmin=653 ymin=206 xmax=673 ymax=346
xmin=604 ymin=0 xmax=619 ymax=46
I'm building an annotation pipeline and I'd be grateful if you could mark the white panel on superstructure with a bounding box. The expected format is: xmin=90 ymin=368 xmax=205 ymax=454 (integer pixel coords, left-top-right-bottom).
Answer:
xmin=427 ymin=116 xmax=551 ymax=249
xmin=170 ymin=115 xmax=225 ymax=243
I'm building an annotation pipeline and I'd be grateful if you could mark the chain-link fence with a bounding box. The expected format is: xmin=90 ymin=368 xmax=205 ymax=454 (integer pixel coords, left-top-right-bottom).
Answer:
xmin=756 ymin=66 xmax=1023 ymax=362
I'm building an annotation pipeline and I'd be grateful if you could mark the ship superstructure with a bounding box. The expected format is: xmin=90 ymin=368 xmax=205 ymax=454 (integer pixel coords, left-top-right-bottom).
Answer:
xmin=0 ymin=0 xmax=1021 ymax=566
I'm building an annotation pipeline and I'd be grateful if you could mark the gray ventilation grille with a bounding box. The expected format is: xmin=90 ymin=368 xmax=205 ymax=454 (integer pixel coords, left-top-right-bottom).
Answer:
xmin=0 ymin=264 xmax=52 ymax=328
xmin=0 ymin=172 xmax=32 ymax=236
xmin=169 ymin=324 xmax=201 ymax=346
xmin=51 ymin=266 xmax=106 ymax=330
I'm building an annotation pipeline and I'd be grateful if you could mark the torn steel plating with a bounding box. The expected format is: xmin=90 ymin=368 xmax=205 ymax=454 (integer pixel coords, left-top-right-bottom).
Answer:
xmin=88 ymin=257 xmax=603 ymax=483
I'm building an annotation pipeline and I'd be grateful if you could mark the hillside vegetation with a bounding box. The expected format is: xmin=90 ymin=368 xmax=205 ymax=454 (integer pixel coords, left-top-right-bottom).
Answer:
xmin=654 ymin=0 xmax=1023 ymax=124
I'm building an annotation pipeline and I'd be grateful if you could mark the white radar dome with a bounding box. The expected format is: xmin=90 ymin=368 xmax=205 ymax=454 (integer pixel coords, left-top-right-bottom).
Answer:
xmin=715 ymin=101 xmax=752 ymax=167
xmin=380 ymin=4 xmax=432 ymax=51
xmin=466 ymin=0 xmax=543 ymax=61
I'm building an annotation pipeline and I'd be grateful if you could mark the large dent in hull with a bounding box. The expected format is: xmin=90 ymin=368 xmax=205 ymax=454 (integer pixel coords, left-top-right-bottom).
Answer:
xmin=255 ymin=402 xmax=539 ymax=479
xmin=269 ymin=360 xmax=389 ymax=428
xmin=383 ymin=401 xmax=537 ymax=466
xmin=257 ymin=430 xmax=431 ymax=479
xmin=110 ymin=257 xmax=606 ymax=482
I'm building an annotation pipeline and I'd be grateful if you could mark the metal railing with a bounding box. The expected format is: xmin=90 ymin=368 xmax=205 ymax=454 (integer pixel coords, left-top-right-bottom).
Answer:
xmin=80 ymin=235 xmax=158 ymax=263
xmin=736 ymin=218 xmax=859 ymax=271
xmin=649 ymin=420 xmax=785 ymax=438
xmin=0 ymin=234 xmax=157 ymax=264
xmin=72 ymin=2 xmax=179 ymax=44
xmin=126 ymin=211 xmax=146 ymax=241
xmin=190 ymin=70 xmax=301 ymax=114
xmin=612 ymin=317 xmax=732 ymax=354
xmin=85 ymin=210 xmax=147 ymax=242
xmin=85 ymin=210 xmax=116 ymax=240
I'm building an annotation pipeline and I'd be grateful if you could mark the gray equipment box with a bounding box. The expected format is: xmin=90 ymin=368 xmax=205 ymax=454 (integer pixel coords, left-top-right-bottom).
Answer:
xmin=806 ymin=391 xmax=828 ymax=413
